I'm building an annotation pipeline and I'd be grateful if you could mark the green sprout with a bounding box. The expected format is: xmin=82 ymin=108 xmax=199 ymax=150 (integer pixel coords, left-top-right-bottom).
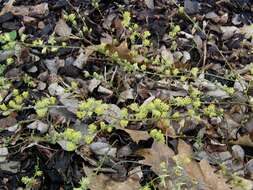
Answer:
xmin=76 ymin=98 xmax=108 ymax=119
xmin=0 ymin=31 xmax=17 ymax=50
xmin=74 ymin=177 xmax=90 ymax=190
xmin=169 ymin=24 xmax=181 ymax=38
xmin=150 ymin=129 xmax=165 ymax=143
xmin=35 ymin=97 xmax=56 ymax=118
xmin=203 ymin=104 xmax=223 ymax=118
xmin=21 ymin=164 xmax=43 ymax=190
xmin=122 ymin=11 xmax=131 ymax=28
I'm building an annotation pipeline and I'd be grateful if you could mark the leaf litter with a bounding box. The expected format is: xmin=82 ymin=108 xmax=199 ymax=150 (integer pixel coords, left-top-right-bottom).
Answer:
xmin=0 ymin=0 xmax=253 ymax=189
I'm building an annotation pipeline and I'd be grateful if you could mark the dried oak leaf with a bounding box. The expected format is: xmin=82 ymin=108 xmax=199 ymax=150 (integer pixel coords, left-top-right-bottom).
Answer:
xmin=175 ymin=140 xmax=243 ymax=190
xmin=230 ymin=134 xmax=253 ymax=147
xmin=1 ymin=1 xmax=49 ymax=17
xmin=54 ymin=19 xmax=72 ymax=37
xmin=136 ymin=141 xmax=175 ymax=175
xmin=0 ymin=115 xmax=17 ymax=129
xmin=88 ymin=173 xmax=141 ymax=190
xmin=123 ymin=129 xmax=150 ymax=143
xmin=199 ymin=159 xmax=231 ymax=190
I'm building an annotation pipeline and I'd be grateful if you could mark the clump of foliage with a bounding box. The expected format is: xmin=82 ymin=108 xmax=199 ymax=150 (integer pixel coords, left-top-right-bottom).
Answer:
xmin=21 ymin=165 xmax=43 ymax=190
xmin=35 ymin=97 xmax=56 ymax=118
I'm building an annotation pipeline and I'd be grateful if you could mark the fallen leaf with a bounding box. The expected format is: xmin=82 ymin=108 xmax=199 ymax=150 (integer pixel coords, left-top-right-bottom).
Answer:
xmin=102 ymin=104 xmax=121 ymax=124
xmin=44 ymin=58 xmax=64 ymax=74
xmin=199 ymin=159 xmax=231 ymax=190
xmin=0 ymin=161 xmax=20 ymax=173
xmin=48 ymin=83 xmax=65 ymax=96
xmin=88 ymin=78 xmax=101 ymax=92
xmin=88 ymin=173 xmax=141 ymax=190
xmin=0 ymin=147 xmax=8 ymax=163
xmin=136 ymin=141 xmax=175 ymax=175
xmin=184 ymin=0 xmax=200 ymax=14
xmin=240 ymin=25 xmax=253 ymax=39
xmin=108 ymin=41 xmax=132 ymax=61
xmin=246 ymin=159 xmax=253 ymax=180
xmin=118 ymin=88 xmax=134 ymax=103
xmin=59 ymin=96 xmax=79 ymax=113
xmin=97 ymin=86 xmax=113 ymax=95
xmin=206 ymin=88 xmax=230 ymax=98
xmin=90 ymin=142 xmax=117 ymax=157
xmin=205 ymin=11 xmax=220 ymax=23
xmin=1 ymin=2 xmax=49 ymax=17
xmin=123 ymin=129 xmax=150 ymax=143
xmin=0 ymin=0 xmax=15 ymax=16
xmin=73 ymin=47 xmax=94 ymax=69
xmin=27 ymin=120 xmax=49 ymax=134
xmin=145 ymin=0 xmax=154 ymax=9
xmin=0 ymin=115 xmax=17 ymax=129
xmin=55 ymin=19 xmax=72 ymax=37
xmin=230 ymin=134 xmax=253 ymax=147
xmin=174 ymin=140 xmax=204 ymax=181
xmin=220 ymin=26 xmax=239 ymax=40
xmin=161 ymin=46 xmax=174 ymax=65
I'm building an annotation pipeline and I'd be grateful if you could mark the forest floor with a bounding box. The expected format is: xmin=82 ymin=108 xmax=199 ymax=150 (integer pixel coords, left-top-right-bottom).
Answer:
xmin=0 ymin=0 xmax=253 ymax=189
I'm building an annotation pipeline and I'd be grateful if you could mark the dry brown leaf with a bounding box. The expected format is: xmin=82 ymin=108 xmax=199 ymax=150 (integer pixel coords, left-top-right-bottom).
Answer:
xmin=0 ymin=0 xmax=15 ymax=16
xmin=174 ymin=141 xmax=238 ymax=190
xmin=240 ymin=25 xmax=253 ymax=39
xmin=145 ymin=0 xmax=154 ymax=9
xmin=73 ymin=47 xmax=94 ymax=69
xmin=123 ymin=129 xmax=150 ymax=143
xmin=230 ymin=134 xmax=253 ymax=147
xmin=136 ymin=141 xmax=175 ymax=175
xmin=157 ymin=119 xmax=176 ymax=137
xmin=199 ymin=159 xmax=231 ymax=190
xmin=0 ymin=113 xmax=17 ymax=130
xmin=88 ymin=173 xmax=141 ymax=190
xmin=108 ymin=41 xmax=132 ymax=61
xmin=54 ymin=19 xmax=72 ymax=37
xmin=1 ymin=2 xmax=49 ymax=17
xmin=174 ymin=140 xmax=204 ymax=181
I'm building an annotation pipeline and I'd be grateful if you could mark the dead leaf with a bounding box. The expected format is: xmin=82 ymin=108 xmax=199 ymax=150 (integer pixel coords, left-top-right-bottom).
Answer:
xmin=199 ymin=159 xmax=231 ymax=190
xmin=118 ymin=88 xmax=134 ymax=103
xmin=27 ymin=120 xmax=49 ymax=134
xmin=0 ymin=0 xmax=15 ymax=16
xmin=145 ymin=0 xmax=154 ymax=9
xmin=102 ymin=104 xmax=121 ymax=124
xmin=0 ymin=161 xmax=20 ymax=173
xmin=161 ymin=46 xmax=174 ymax=65
xmin=123 ymin=129 xmax=150 ymax=143
xmin=220 ymin=26 xmax=239 ymax=40
xmin=107 ymin=41 xmax=132 ymax=61
xmin=230 ymin=134 xmax=253 ymax=147
xmin=0 ymin=115 xmax=17 ymax=129
xmin=59 ymin=96 xmax=79 ymax=113
xmin=97 ymin=86 xmax=113 ymax=95
xmin=90 ymin=142 xmax=116 ymax=157
xmin=240 ymin=25 xmax=253 ymax=39
xmin=73 ymin=47 xmax=94 ymax=69
xmin=88 ymin=173 xmax=141 ymax=190
xmin=0 ymin=147 xmax=8 ymax=163
xmin=44 ymin=58 xmax=64 ymax=74
xmin=136 ymin=141 xmax=175 ymax=175
xmin=48 ymin=83 xmax=65 ymax=96
xmin=55 ymin=19 xmax=72 ymax=37
xmin=206 ymin=12 xmax=220 ymax=23
xmin=88 ymin=78 xmax=101 ymax=93
xmin=184 ymin=0 xmax=200 ymax=14
xmin=206 ymin=88 xmax=230 ymax=98
xmin=174 ymin=140 xmax=204 ymax=181
xmin=1 ymin=2 xmax=49 ymax=17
